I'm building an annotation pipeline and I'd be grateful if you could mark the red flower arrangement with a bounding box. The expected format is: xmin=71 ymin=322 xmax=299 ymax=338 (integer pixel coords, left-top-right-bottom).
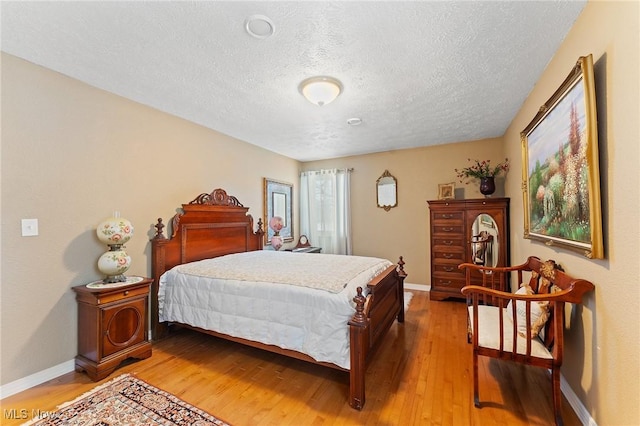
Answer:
xmin=455 ymin=158 xmax=510 ymax=183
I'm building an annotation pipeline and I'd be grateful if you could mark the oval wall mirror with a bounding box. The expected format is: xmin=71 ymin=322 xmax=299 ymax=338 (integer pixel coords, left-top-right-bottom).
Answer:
xmin=470 ymin=214 xmax=499 ymax=268
xmin=376 ymin=170 xmax=397 ymax=211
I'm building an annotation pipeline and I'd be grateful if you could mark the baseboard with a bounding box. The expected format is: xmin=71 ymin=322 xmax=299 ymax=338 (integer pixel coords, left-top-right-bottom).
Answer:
xmin=405 ymin=282 xmax=429 ymax=292
xmin=561 ymin=374 xmax=597 ymax=425
xmin=0 ymin=359 xmax=75 ymax=399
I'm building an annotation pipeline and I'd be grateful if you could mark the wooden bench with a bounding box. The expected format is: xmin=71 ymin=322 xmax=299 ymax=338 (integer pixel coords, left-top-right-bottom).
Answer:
xmin=459 ymin=256 xmax=594 ymax=426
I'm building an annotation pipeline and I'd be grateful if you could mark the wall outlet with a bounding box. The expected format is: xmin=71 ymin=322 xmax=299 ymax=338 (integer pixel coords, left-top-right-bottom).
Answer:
xmin=21 ymin=219 xmax=39 ymax=236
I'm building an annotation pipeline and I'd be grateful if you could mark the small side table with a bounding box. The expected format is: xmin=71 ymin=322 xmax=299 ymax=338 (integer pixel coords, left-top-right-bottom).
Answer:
xmin=73 ymin=277 xmax=152 ymax=381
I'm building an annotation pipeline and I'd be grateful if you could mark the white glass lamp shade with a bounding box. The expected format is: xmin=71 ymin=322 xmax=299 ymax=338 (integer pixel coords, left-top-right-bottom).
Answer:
xmin=98 ymin=249 xmax=131 ymax=283
xmin=97 ymin=215 xmax=134 ymax=246
xmin=299 ymin=76 xmax=342 ymax=106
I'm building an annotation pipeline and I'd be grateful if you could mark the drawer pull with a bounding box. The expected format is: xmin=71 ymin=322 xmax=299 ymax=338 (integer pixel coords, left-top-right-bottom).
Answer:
xmin=443 ymin=253 xmax=453 ymax=259
xmin=441 ymin=214 xmax=453 ymax=219
xmin=124 ymin=291 xmax=129 ymax=296
xmin=443 ymin=240 xmax=454 ymax=245
xmin=440 ymin=280 xmax=452 ymax=286
xmin=443 ymin=266 xmax=454 ymax=272
xmin=442 ymin=227 xmax=454 ymax=232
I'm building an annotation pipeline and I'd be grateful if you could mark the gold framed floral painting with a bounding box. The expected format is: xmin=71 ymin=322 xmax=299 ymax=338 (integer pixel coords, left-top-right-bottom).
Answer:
xmin=520 ymin=54 xmax=603 ymax=259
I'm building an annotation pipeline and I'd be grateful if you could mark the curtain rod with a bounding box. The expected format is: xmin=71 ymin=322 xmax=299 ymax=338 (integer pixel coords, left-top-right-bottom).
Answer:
xmin=300 ymin=168 xmax=354 ymax=176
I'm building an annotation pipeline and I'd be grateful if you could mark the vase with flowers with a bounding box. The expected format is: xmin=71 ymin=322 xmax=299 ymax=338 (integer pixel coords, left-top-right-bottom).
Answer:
xmin=268 ymin=216 xmax=284 ymax=250
xmin=455 ymin=158 xmax=510 ymax=197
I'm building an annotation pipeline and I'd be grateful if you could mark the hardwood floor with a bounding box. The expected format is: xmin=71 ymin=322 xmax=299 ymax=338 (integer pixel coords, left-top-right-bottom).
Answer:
xmin=1 ymin=291 xmax=581 ymax=425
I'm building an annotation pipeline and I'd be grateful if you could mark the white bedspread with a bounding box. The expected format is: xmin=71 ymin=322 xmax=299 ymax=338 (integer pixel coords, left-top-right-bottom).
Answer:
xmin=158 ymin=251 xmax=394 ymax=369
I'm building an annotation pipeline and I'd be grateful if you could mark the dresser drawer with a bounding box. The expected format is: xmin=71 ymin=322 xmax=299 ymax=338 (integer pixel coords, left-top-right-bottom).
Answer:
xmin=433 ymin=237 xmax=464 ymax=249
xmin=433 ymin=264 xmax=465 ymax=277
xmin=75 ymin=285 xmax=150 ymax=306
xmin=431 ymin=211 xmax=464 ymax=222
xmin=97 ymin=286 xmax=149 ymax=305
xmin=431 ymin=277 xmax=466 ymax=291
xmin=432 ymin=224 xmax=464 ymax=235
xmin=433 ymin=250 xmax=465 ymax=262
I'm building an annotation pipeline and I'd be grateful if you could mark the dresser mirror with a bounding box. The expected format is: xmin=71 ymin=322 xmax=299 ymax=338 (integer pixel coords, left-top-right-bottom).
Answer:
xmin=376 ymin=170 xmax=397 ymax=211
xmin=470 ymin=214 xmax=499 ymax=269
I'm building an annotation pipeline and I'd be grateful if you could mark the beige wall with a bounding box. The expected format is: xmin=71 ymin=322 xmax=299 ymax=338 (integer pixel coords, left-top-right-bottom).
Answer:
xmin=503 ymin=1 xmax=639 ymax=424
xmin=0 ymin=53 xmax=300 ymax=384
xmin=302 ymin=138 xmax=505 ymax=286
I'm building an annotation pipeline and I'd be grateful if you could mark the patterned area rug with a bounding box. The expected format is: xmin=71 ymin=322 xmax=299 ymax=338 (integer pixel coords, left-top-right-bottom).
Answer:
xmin=25 ymin=374 xmax=230 ymax=425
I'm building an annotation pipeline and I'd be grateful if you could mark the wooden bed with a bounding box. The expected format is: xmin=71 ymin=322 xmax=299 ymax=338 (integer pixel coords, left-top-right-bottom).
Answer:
xmin=150 ymin=188 xmax=407 ymax=410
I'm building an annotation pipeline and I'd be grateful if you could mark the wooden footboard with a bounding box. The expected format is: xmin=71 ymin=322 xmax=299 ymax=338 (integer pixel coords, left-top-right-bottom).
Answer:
xmin=349 ymin=258 xmax=406 ymax=409
xmin=150 ymin=188 xmax=407 ymax=410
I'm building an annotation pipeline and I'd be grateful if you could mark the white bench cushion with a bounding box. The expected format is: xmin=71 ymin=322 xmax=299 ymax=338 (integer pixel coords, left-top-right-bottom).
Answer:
xmin=468 ymin=305 xmax=553 ymax=359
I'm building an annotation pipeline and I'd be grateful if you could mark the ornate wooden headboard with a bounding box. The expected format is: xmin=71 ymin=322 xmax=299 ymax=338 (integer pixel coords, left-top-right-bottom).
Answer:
xmin=150 ymin=188 xmax=264 ymax=337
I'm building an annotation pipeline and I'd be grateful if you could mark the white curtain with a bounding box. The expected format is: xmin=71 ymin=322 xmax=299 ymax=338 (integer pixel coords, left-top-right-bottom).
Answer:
xmin=300 ymin=169 xmax=352 ymax=255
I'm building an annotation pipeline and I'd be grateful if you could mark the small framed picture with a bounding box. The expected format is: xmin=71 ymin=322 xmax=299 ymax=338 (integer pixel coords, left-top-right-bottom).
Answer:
xmin=438 ymin=182 xmax=455 ymax=200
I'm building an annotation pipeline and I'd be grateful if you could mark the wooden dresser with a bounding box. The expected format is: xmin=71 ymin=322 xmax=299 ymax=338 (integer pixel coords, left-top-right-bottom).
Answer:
xmin=427 ymin=198 xmax=510 ymax=301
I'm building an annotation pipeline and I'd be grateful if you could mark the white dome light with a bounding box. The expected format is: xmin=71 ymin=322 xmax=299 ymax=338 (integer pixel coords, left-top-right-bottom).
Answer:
xmin=299 ymin=76 xmax=343 ymax=106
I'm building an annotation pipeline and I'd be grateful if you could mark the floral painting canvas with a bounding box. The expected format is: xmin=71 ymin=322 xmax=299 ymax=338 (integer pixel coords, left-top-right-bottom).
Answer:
xmin=527 ymin=82 xmax=587 ymax=239
xmin=521 ymin=55 xmax=603 ymax=259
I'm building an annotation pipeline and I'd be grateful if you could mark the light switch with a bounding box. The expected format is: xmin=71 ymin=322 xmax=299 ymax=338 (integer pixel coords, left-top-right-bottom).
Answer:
xmin=21 ymin=219 xmax=39 ymax=236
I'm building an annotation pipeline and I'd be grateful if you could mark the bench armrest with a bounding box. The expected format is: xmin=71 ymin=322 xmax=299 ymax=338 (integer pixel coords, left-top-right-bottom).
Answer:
xmin=461 ymin=282 xmax=591 ymax=304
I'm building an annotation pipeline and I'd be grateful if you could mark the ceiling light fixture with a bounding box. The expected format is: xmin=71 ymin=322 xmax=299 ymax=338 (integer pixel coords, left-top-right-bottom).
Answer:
xmin=298 ymin=76 xmax=343 ymax=106
xmin=245 ymin=15 xmax=275 ymax=39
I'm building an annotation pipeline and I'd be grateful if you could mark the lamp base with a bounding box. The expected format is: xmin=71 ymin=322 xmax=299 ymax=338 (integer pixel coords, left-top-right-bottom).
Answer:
xmin=97 ymin=249 xmax=131 ymax=282
xmin=271 ymin=235 xmax=283 ymax=250
xmin=103 ymin=274 xmax=126 ymax=284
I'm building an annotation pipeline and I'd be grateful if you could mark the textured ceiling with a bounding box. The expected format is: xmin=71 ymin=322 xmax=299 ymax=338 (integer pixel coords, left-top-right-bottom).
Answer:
xmin=1 ymin=1 xmax=586 ymax=162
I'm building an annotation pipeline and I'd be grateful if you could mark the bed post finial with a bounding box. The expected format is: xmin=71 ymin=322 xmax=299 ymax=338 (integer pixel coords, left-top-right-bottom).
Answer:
xmin=397 ymin=256 xmax=406 ymax=278
xmin=351 ymin=287 xmax=367 ymax=324
xmin=154 ymin=218 xmax=166 ymax=240
xmin=256 ymin=217 xmax=264 ymax=235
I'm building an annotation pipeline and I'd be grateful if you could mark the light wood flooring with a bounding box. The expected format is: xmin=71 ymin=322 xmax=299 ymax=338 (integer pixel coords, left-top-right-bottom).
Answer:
xmin=1 ymin=291 xmax=581 ymax=425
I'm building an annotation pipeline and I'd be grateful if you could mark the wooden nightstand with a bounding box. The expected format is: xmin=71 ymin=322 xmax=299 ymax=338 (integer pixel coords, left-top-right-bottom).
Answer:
xmin=73 ymin=277 xmax=152 ymax=381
